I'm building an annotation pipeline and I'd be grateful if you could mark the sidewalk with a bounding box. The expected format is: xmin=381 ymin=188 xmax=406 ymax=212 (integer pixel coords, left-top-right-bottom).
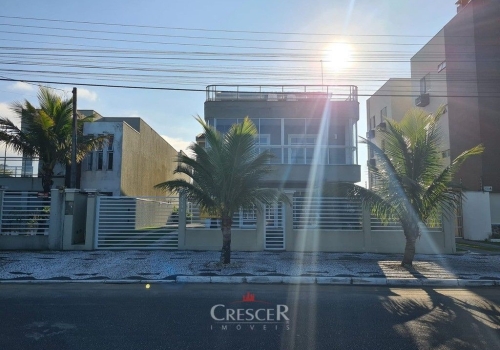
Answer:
xmin=1 ymin=250 xmax=499 ymax=286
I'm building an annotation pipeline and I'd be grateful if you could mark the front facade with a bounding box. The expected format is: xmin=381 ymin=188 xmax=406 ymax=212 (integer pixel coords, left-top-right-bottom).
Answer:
xmin=81 ymin=117 xmax=184 ymax=196
xmin=366 ymin=78 xmax=413 ymax=189
xmin=204 ymin=84 xmax=361 ymax=189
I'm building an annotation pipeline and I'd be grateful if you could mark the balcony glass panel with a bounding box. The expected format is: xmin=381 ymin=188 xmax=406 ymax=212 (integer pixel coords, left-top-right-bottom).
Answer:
xmin=284 ymin=119 xmax=305 ymax=145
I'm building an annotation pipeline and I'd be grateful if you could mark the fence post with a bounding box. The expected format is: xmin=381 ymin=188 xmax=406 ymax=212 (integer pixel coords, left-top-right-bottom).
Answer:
xmin=178 ymin=191 xmax=186 ymax=250
xmin=283 ymin=191 xmax=294 ymax=251
xmin=362 ymin=203 xmax=372 ymax=252
xmin=48 ymin=188 xmax=64 ymax=250
xmin=0 ymin=188 xmax=4 ymax=232
xmin=442 ymin=213 xmax=457 ymax=254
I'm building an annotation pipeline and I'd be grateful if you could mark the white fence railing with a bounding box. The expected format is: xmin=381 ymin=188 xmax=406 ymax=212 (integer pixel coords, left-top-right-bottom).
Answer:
xmin=95 ymin=196 xmax=179 ymax=249
xmin=293 ymin=197 xmax=362 ymax=230
xmin=0 ymin=191 xmax=50 ymax=235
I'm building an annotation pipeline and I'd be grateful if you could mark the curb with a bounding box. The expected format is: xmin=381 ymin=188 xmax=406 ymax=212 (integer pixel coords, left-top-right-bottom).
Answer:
xmin=0 ymin=277 xmax=498 ymax=287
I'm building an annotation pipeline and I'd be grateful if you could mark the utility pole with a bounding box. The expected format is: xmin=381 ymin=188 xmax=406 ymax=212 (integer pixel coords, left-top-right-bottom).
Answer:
xmin=71 ymin=87 xmax=77 ymax=188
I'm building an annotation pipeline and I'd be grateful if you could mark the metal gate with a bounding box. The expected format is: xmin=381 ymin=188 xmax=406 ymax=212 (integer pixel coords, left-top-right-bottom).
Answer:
xmin=95 ymin=196 xmax=179 ymax=249
xmin=0 ymin=191 xmax=50 ymax=235
xmin=265 ymin=202 xmax=285 ymax=250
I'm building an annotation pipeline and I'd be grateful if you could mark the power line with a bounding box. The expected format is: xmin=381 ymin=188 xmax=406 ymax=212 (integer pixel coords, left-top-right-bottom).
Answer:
xmin=1 ymin=77 xmax=499 ymax=98
xmin=0 ymin=15 xmax=447 ymax=38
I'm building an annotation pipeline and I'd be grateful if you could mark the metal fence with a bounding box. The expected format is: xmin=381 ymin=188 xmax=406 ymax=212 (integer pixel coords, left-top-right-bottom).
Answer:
xmin=0 ymin=191 xmax=50 ymax=235
xmin=293 ymin=196 xmax=362 ymax=230
xmin=95 ymin=196 xmax=179 ymax=249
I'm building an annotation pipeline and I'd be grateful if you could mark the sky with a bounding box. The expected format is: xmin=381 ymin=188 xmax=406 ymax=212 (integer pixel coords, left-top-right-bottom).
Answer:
xmin=0 ymin=0 xmax=459 ymax=186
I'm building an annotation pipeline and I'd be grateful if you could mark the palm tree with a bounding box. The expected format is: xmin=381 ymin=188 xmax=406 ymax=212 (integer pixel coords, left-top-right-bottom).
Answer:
xmin=349 ymin=107 xmax=483 ymax=266
xmin=0 ymin=87 xmax=106 ymax=193
xmin=155 ymin=116 xmax=284 ymax=264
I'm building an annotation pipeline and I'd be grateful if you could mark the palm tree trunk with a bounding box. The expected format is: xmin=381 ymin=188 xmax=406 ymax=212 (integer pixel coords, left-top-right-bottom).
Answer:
xmin=401 ymin=222 xmax=419 ymax=267
xmin=41 ymin=168 xmax=54 ymax=193
xmin=220 ymin=216 xmax=232 ymax=264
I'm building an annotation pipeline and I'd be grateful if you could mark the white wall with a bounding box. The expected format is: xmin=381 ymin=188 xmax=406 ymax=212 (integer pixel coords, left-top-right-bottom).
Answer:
xmin=490 ymin=193 xmax=500 ymax=224
xmin=463 ymin=191 xmax=492 ymax=240
xmin=81 ymin=122 xmax=124 ymax=195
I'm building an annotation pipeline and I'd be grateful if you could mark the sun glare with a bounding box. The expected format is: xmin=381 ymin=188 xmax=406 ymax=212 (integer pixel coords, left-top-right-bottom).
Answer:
xmin=325 ymin=42 xmax=352 ymax=71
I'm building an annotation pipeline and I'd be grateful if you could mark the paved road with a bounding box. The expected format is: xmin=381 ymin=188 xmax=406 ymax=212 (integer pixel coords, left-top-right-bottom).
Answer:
xmin=0 ymin=284 xmax=499 ymax=350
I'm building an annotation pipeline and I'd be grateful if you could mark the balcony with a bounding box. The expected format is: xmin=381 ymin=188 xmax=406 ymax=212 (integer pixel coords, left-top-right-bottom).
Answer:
xmin=206 ymin=84 xmax=358 ymax=102
xmin=0 ymin=157 xmax=38 ymax=177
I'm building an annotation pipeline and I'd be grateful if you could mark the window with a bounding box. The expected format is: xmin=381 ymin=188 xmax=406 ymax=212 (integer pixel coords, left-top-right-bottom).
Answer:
xmin=288 ymin=134 xmax=316 ymax=164
xmin=371 ymin=116 xmax=376 ymax=129
xmin=86 ymin=152 xmax=93 ymax=171
xmin=380 ymin=107 xmax=387 ymax=120
xmin=107 ymin=135 xmax=114 ymax=170
xmin=438 ymin=61 xmax=447 ymax=72
xmin=442 ymin=149 xmax=450 ymax=158
xmin=97 ymin=151 xmax=103 ymax=170
xmin=420 ymin=74 xmax=431 ymax=93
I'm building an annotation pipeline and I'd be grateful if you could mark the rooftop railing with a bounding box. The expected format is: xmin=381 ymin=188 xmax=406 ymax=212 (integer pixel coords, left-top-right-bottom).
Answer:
xmin=206 ymin=85 xmax=358 ymax=102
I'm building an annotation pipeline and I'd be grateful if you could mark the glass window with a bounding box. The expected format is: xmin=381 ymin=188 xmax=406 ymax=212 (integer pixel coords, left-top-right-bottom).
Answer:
xmin=259 ymin=119 xmax=281 ymax=145
xmin=107 ymin=152 xmax=113 ymax=170
xmin=215 ymin=118 xmax=237 ymax=134
xmin=284 ymin=119 xmax=305 ymax=145
xmin=97 ymin=151 xmax=103 ymax=170
xmin=107 ymin=135 xmax=114 ymax=151
xmin=328 ymin=124 xmax=345 ymax=145
xmin=86 ymin=152 xmax=93 ymax=171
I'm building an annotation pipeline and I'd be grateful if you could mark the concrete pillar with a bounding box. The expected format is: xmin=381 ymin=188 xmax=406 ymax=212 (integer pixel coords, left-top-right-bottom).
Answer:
xmin=256 ymin=202 xmax=266 ymax=250
xmin=177 ymin=192 xmax=186 ymax=250
xmin=442 ymin=212 xmax=457 ymax=254
xmin=85 ymin=191 xmax=98 ymax=250
xmin=362 ymin=204 xmax=372 ymax=252
xmin=48 ymin=188 xmax=65 ymax=250
xmin=283 ymin=191 xmax=294 ymax=251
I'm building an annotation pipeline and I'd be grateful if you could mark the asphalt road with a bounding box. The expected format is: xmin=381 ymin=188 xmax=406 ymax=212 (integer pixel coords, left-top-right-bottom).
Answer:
xmin=0 ymin=283 xmax=499 ymax=350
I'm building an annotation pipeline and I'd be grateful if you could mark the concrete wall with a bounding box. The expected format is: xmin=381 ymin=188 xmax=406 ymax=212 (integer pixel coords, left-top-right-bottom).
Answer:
xmin=490 ymin=193 xmax=500 ymax=224
xmin=0 ymin=177 xmax=65 ymax=192
xmin=121 ymin=119 xmax=184 ymax=197
xmin=462 ymin=191 xmax=492 ymax=240
xmin=0 ymin=235 xmax=48 ymax=250
xmin=181 ymin=229 xmax=262 ymax=251
xmin=289 ymin=230 xmax=365 ymax=252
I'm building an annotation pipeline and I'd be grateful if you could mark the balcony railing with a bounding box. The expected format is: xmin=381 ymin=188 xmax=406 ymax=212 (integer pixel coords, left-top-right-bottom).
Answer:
xmin=206 ymin=85 xmax=358 ymax=102
xmin=0 ymin=157 xmax=38 ymax=177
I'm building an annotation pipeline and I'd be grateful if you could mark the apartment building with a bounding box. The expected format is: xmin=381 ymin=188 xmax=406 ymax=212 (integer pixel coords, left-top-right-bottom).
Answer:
xmin=367 ymin=0 xmax=500 ymax=239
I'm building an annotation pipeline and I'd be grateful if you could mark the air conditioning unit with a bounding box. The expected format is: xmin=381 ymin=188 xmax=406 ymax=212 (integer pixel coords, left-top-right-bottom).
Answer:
xmin=415 ymin=93 xmax=430 ymax=107
xmin=377 ymin=122 xmax=386 ymax=131
xmin=484 ymin=186 xmax=493 ymax=192
xmin=367 ymin=159 xmax=376 ymax=167
xmin=366 ymin=130 xmax=375 ymax=139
